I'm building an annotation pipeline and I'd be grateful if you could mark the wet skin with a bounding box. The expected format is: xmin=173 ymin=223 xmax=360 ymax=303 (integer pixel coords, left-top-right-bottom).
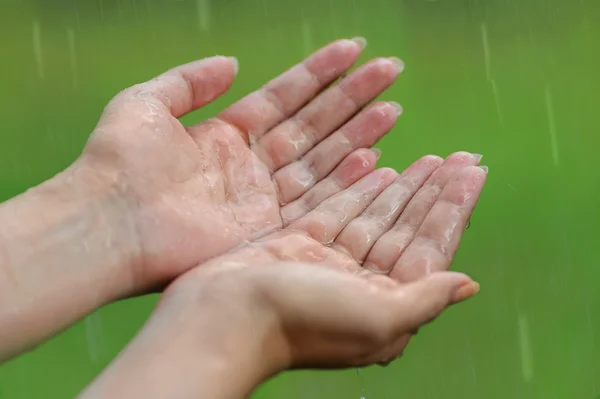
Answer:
xmin=0 ymin=37 xmax=486 ymax=363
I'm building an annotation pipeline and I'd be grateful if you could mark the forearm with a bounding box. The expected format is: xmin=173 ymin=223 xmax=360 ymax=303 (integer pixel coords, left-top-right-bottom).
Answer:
xmin=0 ymin=161 xmax=138 ymax=361
xmin=79 ymin=294 xmax=276 ymax=399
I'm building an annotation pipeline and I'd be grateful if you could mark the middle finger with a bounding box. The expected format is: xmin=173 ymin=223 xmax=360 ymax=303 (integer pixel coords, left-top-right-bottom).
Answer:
xmin=253 ymin=57 xmax=404 ymax=172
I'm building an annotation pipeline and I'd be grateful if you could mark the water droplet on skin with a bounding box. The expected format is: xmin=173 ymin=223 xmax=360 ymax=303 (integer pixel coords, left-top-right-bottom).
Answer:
xmin=293 ymin=165 xmax=316 ymax=189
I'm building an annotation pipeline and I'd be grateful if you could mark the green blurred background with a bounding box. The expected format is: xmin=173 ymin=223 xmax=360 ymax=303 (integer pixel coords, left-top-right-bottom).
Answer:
xmin=1 ymin=0 xmax=599 ymax=397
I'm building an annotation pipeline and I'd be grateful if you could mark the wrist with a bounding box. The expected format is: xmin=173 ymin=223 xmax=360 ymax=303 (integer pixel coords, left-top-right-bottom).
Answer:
xmin=56 ymin=158 xmax=144 ymax=299
xmin=0 ymin=161 xmax=140 ymax=359
xmin=155 ymin=270 xmax=287 ymax=397
xmin=82 ymin=268 xmax=288 ymax=399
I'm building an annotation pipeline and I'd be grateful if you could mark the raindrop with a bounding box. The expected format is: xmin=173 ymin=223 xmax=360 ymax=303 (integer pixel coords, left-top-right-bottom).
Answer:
xmin=32 ymin=20 xmax=44 ymax=79
xmin=301 ymin=19 xmax=314 ymax=56
xmin=67 ymin=28 xmax=78 ymax=88
xmin=99 ymin=0 xmax=105 ymax=20
xmin=84 ymin=313 xmax=103 ymax=363
xmin=197 ymin=0 xmax=211 ymax=32
xmin=517 ymin=312 xmax=534 ymax=382
xmin=480 ymin=22 xmax=491 ymax=81
xmin=545 ymin=86 xmax=559 ymax=166
xmin=356 ymin=368 xmax=367 ymax=399
xmin=490 ymin=78 xmax=503 ymax=123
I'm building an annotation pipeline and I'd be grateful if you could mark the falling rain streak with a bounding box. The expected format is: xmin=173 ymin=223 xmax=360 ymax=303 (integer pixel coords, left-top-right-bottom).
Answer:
xmin=84 ymin=313 xmax=102 ymax=363
xmin=491 ymin=78 xmax=503 ymax=123
xmin=67 ymin=28 xmax=78 ymax=88
xmin=517 ymin=313 xmax=534 ymax=382
xmin=481 ymin=22 xmax=492 ymax=82
xmin=545 ymin=86 xmax=560 ymax=166
xmin=356 ymin=368 xmax=366 ymax=399
xmin=481 ymin=23 xmax=503 ymax=123
xmin=32 ymin=20 xmax=44 ymax=79
xmin=198 ymin=0 xmax=210 ymax=32
xmin=302 ymin=19 xmax=314 ymax=56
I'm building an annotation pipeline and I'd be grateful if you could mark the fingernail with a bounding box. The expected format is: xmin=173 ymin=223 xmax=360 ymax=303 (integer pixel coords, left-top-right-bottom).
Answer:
xmin=389 ymin=101 xmax=403 ymax=116
xmin=371 ymin=148 xmax=382 ymax=160
xmin=453 ymin=281 xmax=480 ymax=303
xmin=388 ymin=57 xmax=405 ymax=72
xmin=479 ymin=165 xmax=489 ymax=174
xmin=473 ymin=153 xmax=483 ymax=163
xmin=351 ymin=37 xmax=368 ymax=50
xmin=228 ymin=57 xmax=239 ymax=75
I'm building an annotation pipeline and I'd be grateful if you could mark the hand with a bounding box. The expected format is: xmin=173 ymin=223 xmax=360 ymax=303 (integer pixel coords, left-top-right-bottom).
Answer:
xmin=76 ymin=38 xmax=404 ymax=293
xmin=182 ymin=150 xmax=486 ymax=353
xmin=189 ymin=262 xmax=480 ymax=370
xmin=81 ymin=152 xmax=486 ymax=398
xmin=81 ymin=261 xmax=480 ymax=399
xmin=195 ymin=151 xmax=485 ymax=280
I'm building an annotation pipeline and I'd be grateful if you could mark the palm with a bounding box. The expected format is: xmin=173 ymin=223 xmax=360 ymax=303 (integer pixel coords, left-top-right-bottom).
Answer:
xmin=190 ymin=151 xmax=485 ymax=360
xmin=203 ymin=151 xmax=485 ymax=281
xmin=84 ymin=39 xmax=410 ymax=287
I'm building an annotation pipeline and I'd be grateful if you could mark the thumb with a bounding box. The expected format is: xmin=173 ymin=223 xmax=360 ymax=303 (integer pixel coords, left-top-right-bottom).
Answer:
xmin=393 ymin=272 xmax=480 ymax=333
xmin=108 ymin=56 xmax=239 ymax=119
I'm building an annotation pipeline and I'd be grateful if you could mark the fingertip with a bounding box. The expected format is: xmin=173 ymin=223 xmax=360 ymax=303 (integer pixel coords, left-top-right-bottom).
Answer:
xmin=419 ymin=154 xmax=444 ymax=166
xmin=387 ymin=57 xmax=405 ymax=73
xmin=376 ymin=167 xmax=400 ymax=184
xmin=452 ymin=281 xmax=480 ymax=304
xmin=228 ymin=56 xmax=239 ymax=75
xmin=351 ymin=36 xmax=368 ymax=51
xmin=388 ymin=101 xmax=403 ymax=116
xmin=454 ymin=164 xmax=489 ymax=182
xmin=330 ymin=38 xmax=364 ymax=60
xmin=370 ymin=147 xmax=382 ymax=161
xmin=339 ymin=148 xmax=379 ymax=175
xmin=445 ymin=151 xmax=475 ymax=162
xmin=426 ymin=271 xmax=479 ymax=304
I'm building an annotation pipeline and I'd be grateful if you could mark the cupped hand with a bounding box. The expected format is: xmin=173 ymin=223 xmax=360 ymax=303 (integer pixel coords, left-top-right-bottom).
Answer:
xmin=173 ymin=261 xmax=480 ymax=372
xmin=179 ymin=151 xmax=486 ymax=358
xmin=82 ymin=153 xmax=486 ymax=398
xmin=83 ymin=257 xmax=480 ymax=399
xmin=76 ymin=38 xmax=404 ymax=293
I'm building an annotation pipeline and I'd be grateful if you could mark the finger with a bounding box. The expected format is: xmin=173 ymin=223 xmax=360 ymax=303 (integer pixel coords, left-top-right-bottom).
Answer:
xmin=254 ymin=57 xmax=404 ymax=172
xmin=289 ymin=168 xmax=398 ymax=244
xmin=218 ymin=38 xmax=366 ymax=143
xmin=104 ymin=56 xmax=238 ymax=120
xmin=392 ymin=272 xmax=480 ymax=333
xmin=362 ymin=152 xmax=481 ymax=274
xmin=346 ymin=271 xmax=479 ymax=367
xmin=331 ymin=155 xmax=443 ymax=262
xmin=280 ymin=148 xmax=380 ymax=226
xmin=274 ymin=101 xmax=402 ymax=204
xmin=389 ymin=166 xmax=487 ymax=281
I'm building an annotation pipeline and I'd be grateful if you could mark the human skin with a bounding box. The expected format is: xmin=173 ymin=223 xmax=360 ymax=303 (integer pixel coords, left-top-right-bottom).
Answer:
xmin=0 ymin=36 xmax=486 ymax=362
xmin=80 ymin=264 xmax=480 ymax=399
xmin=82 ymin=152 xmax=486 ymax=398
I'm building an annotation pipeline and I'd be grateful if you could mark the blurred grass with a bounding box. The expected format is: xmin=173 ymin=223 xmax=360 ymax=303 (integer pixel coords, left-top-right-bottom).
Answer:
xmin=0 ymin=0 xmax=599 ymax=398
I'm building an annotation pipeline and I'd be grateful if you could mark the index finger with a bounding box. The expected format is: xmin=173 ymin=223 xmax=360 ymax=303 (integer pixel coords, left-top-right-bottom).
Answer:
xmin=389 ymin=165 xmax=487 ymax=282
xmin=217 ymin=38 xmax=366 ymax=143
